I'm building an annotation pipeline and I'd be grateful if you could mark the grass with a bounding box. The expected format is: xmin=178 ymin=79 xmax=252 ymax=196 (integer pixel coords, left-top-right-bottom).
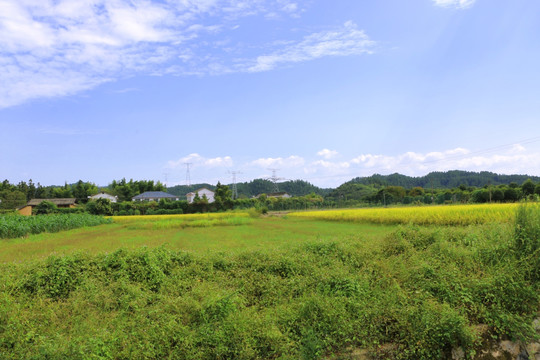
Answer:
xmin=0 ymin=216 xmax=393 ymax=263
xmin=0 ymin=204 xmax=538 ymax=359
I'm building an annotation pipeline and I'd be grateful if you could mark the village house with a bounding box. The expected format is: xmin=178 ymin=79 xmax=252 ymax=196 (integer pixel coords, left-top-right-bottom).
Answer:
xmin=18 ymin=198 xmax=77 ymax=216
xmin=88 ymin=192 xmax=118 ymax=203
xmin=132 ymin=191 xmax=180 ymax=202
xmin=186 ymin=188 xmax=215 ymax=203
xmin=255 ymin=192 xmax=292 ymax=199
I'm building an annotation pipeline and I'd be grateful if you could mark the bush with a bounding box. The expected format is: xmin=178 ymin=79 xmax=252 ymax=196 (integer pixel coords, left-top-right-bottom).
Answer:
xmin=86 ymin=198 xmax=113 ymax=216
xmin=35 ymin=200 xmax=58 ymax=215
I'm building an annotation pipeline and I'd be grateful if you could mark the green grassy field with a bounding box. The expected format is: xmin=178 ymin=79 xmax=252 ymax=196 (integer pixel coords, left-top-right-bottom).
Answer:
xmin=0 ymin=216 xmax=393 ymax=263
xmin=1 ymin=205 xmax=539 ymax=359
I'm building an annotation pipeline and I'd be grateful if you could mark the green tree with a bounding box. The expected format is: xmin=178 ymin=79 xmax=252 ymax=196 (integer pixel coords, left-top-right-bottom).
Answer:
xmin=52 ymin=183 xmax=73 ymax=198
xmin=72 ymin=180 xmax=98 ymax=204
xmin=27 ymin=179 xmax=36 ymax=200
xmin=504 ymin=188 xmax=519 ymax=202
xmin=0 ymin=190 xmax=27 ymax=210
xmin=471 ymin=189 xmax=489 ymax=203
xmin=214 ymin=182 xmax=233 ymax=211
xmin=522 ymin=179 xmax=535 ymax=197
xmin=492 ymin=188 xmax=504 ymax=202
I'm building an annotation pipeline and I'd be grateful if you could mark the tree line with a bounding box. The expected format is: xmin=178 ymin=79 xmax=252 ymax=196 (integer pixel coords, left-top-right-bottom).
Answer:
xmin=1 ymin=172 xmax=540 ymax=214
xmin=0 ymin=179 xmax=165 ymax=210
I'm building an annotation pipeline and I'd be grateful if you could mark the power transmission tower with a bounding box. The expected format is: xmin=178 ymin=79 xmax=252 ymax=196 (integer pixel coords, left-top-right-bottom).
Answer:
xmin=184 ymin=163 xmax=192 ymax=186
xmin=267 ymin=168 xmax=285 ymax=193
xmin=163 ymin=172 xmax=170 ymax=187
xmin=228 ymin=171 xmax=242 ymax=200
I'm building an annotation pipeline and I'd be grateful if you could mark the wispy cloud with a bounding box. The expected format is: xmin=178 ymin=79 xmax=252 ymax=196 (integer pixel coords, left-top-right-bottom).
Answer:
xmin=243 ymin=21 xmax=375 ymax=73
xmin=0 ymin=1 xmax=374 ymax=108
xmin=432 ymin=0 xmax=476 ymax=9
xmin=111 ymin=87 xmax=140 ymax=94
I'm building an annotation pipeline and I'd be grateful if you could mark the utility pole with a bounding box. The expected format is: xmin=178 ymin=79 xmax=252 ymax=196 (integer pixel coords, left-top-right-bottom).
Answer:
xmin=184 ymin=163 xmax=192 ymax=187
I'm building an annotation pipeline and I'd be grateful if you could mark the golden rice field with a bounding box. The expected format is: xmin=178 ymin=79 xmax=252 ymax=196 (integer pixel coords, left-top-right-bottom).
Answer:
xmin=289 ymin=203 xmax=525 ymax=226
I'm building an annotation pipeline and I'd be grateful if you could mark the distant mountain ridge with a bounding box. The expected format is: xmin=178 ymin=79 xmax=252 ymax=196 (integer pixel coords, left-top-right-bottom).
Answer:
xmin=347 ymin=170 xmax=540 ymax=189
xmin=166 ymin=171 xmax=539 ymax=199
xmin=167 ymin=179 xmax=331 ymax=198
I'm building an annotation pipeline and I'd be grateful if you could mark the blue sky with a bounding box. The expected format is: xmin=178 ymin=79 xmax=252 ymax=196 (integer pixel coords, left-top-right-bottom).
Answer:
xmin=1 ymin=0 xmax=540 ymax=188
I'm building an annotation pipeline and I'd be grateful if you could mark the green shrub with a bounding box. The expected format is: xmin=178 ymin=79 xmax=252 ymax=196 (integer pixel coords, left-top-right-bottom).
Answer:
xmin=34 ymin=200 xmax=57 ymax=215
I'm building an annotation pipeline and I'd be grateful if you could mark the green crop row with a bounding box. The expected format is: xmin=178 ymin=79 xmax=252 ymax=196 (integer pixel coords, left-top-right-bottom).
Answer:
xmin=0 ymin=214 xmax=112 ymax=239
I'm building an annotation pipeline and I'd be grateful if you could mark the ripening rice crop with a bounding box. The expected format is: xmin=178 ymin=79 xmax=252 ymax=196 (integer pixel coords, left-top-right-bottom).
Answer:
xmin=0 ymin=214 xmax=112 ymax=239
xmin=289 ymin=203 xmax=520 ymax=226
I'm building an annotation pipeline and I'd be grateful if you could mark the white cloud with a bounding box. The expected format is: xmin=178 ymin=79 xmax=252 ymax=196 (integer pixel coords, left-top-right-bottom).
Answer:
xmin=1 ymin=1 xmax=377 ymax=108
xmin=432 ymin=0 xmax=476 ymax=9
xmin=310 ymin=160 xmax=350 ymax=172
xmin=510 ymin=144 xmax=526 ymax=154
xmin=251 ymin=155 xmax=305 ymax=168
xmin=317 ymin=149 xmax=338 ymax=159
xmin=349 ymin=146 xmax=540 ymax=176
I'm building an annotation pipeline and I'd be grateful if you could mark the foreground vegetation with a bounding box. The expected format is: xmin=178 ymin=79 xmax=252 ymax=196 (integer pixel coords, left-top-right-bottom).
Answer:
xmin=0 ymin=214 xmax=112 ymax=239
xmin=0 ymin=204 xmax=538 ymax=359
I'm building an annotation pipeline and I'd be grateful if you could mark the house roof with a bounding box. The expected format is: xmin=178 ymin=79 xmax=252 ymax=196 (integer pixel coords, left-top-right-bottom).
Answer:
xmin=27 ymin=198 xmax=77 ymax=206
xmin=132 ymin=191 xmax=178 ymax=199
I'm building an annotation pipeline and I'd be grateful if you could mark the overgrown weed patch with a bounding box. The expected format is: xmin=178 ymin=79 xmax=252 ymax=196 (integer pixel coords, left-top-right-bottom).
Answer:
xmin=1 ymin=205 xmax=539 ymax=359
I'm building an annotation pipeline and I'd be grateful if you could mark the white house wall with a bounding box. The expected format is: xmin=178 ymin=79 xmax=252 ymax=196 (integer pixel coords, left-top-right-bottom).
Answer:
xmin=187 ymin=188 xmax=215 ymax=203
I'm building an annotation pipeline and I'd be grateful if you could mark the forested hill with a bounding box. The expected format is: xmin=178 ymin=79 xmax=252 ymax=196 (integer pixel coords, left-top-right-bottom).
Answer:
xmin=167 ymin=179 xmax=330 ymax=198
xmin=347 ymin=170 xmax=540 ymax=189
